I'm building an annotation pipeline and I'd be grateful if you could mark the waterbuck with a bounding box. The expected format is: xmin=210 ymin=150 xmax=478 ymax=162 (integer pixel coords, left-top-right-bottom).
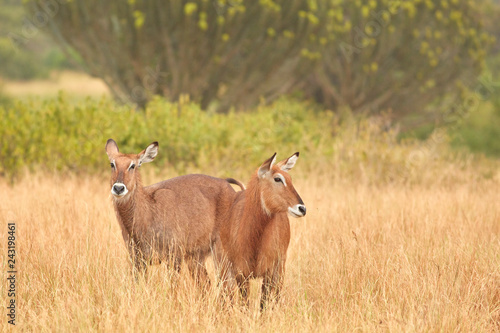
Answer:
xmin=215 ymin=152 xmax=306 ymax=309
xmin=105 ymin=139 xmax=242 ymax=284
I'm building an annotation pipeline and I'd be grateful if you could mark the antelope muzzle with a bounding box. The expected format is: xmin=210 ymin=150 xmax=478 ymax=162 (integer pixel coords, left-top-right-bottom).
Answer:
xmin=111 ymin=183 xmax=128 ymax=197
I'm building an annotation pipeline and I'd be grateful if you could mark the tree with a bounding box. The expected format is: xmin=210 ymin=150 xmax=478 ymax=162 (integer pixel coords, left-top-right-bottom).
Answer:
xmin=303 ymin=0 xmax=494 ymax=125
xmin=27 ymin=0 xmax=316 ymax=110
xmin=26 ymin=0 xmax=493 ymax=121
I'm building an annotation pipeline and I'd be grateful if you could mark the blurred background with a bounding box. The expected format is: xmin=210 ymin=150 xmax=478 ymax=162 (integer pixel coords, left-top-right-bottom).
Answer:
xmin=0 ymin=0 xmax=499 ymax=180
xmin=3 ymin=3 xmax=500 ymax=330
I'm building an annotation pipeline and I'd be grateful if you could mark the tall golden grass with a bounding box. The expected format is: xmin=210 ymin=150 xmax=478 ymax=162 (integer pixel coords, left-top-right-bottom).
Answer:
xmin=1 ymin=165 xmax=499 ymax=331
xmin=1 ymin=71 xmax=110 ymax=98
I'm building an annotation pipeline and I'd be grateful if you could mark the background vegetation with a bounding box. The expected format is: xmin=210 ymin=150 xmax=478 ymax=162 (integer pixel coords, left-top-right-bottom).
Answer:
xmin=1 ymin=158 xmax=499 ymax=331
xmin=1 ymin=94 xmax=498 ymax=184
xmin=0 ymin=0 xmax=493 ymax=160
xmin=0 ymin=0 xmax=75 ymax=80
xmin=25 ymin=0 xmax=495 ymax=117
xmin=306 ymin=0 xmax=493 ymax=122
xmin=1 ymin=1 xmax=500 ymax=331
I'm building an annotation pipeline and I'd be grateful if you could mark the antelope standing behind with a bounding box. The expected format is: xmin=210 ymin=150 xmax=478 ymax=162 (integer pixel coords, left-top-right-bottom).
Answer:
xmin=215 ymin=152 xmax=306 ymax=310
xmin=105 ymin=139 xmax=242 ymax=284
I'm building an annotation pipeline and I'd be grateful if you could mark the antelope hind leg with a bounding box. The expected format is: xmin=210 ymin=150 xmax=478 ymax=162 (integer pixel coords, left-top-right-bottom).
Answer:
xmin=187 ymin=252 xmax=211 ymax=290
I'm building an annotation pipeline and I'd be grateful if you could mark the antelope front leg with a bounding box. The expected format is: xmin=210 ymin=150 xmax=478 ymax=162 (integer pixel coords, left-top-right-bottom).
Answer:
xmin=236 ymin=274 xmax=250 ymax=307
xmin=132 ymin=253 xmax=148 ymax=281
xmin=260 ymin=261 xmax=285 ymax=311
xmin=128 ymin=241 xmax=148 ymax=281
xmin=212 ymin=240 xmax=237 ymax=304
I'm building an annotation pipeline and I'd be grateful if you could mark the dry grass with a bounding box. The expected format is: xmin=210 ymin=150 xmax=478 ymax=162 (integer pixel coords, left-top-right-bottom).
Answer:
xmin=1 ymin=169 xmax=499 ymax=332
xmin=1 ymin=71 xmax=109 ymax=98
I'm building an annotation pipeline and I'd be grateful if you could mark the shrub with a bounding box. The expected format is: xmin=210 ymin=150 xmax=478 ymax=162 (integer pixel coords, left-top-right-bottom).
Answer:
xmin=0 ymin=37 xmax=49 ymax=79
xmin=0 ymin=95 xmax=333 ymax=179
xmin=450 ymin=100 xmax=500 ymax=157
xmin=0 ymin=0 xmax=77 ymax=80
xmin=1 ymin=95 xmax=497 ymax=185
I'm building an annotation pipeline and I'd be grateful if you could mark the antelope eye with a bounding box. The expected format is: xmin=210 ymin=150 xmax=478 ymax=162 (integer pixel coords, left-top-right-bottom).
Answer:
xmin=129 ymin=164 xmax=135 ymax=170
xmin=110 ymin=163 xmax=115 ymax=168
xmin=274 ymin=177 xmax=282 ymax=183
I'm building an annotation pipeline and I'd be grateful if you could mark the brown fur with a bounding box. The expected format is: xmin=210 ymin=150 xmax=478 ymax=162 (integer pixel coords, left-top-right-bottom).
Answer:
xmin=226 ymin=178 xmax=246 ymax=190
xmin=105 ymin=139 xmax=238 ymax=284
xmin=215 ymin=153 xmax=306 ymax=310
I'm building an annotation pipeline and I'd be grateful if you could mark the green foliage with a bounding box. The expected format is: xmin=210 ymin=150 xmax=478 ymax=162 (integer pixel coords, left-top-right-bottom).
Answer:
xmin=0 ymin=37 xmax=49 ymax=79
xmin=401 ymin=57 xmax=500 ymax=157
xmin=0 ymin=87 xmax=13 ymax=107
xmin=0 ymin=0 xmax=76 ymax=80
xmin=304 ymin=0 xmax=495 ymax=123
xmin=2 ymin=95 xmax=495 ymax=185
xmin=450 ymin=100 xmax=500 ymax=157
xmin=0 ymin=95 xmax=333 ymax=180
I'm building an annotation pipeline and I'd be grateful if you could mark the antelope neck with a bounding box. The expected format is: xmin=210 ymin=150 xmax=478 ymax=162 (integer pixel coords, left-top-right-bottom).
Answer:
xmin=239 ymin=177 xmax=273 ymax=241
xmin=113 ymin=176 xmax=145 ymax=236
xmin=247 ymin=175 xmax=274 ymax=222
xmin=233 ymin=176 xmax=274 ymax=271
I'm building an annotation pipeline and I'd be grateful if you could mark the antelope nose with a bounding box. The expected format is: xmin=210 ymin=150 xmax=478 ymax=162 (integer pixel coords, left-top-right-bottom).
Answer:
xmin=298 ymin=205 xmax=306 ymax=216
xmin=113 ymin=184 xmax=125 ymax=195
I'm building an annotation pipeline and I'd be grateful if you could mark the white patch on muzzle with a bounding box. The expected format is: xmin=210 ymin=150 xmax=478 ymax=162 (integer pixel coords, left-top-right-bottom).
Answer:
xmin=288 ymin=204 xmax=306 ymax=218
xmin=111 ymin=182 xmax=129 ymax=198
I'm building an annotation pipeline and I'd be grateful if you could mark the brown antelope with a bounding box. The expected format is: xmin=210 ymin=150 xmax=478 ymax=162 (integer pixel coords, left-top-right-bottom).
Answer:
xmin=215 ymin=152 xmax=306 ymax=310
xmin=105 ymin=139 xmax=243 ymax=283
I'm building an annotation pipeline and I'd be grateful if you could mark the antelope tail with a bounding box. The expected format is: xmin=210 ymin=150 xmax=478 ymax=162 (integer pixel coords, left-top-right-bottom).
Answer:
xmin=226 ymin=178 xmax=246 ymax=191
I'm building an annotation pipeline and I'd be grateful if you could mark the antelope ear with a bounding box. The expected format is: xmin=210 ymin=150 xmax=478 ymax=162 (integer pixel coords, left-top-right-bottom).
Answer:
xmin=138 ymin=142 xmax=159 ymax=165
xmin=276 ymin=152 xmax=299 ymax=172
xmin=258 ymin=153 xmax=277 ymax=178
xmin=105 ymin=139 xmax=119 ymax=161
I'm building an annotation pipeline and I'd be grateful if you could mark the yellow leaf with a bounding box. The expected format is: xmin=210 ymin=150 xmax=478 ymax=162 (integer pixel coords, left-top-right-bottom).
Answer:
xmin=184 ymin=3 xmax=198 ymax=16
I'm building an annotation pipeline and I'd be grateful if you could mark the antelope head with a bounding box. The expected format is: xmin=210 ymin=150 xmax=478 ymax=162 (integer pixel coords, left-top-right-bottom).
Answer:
xmin=257 ymin=152 xmax=306 ymax=218
xmin=105 ymin=139 xmax=158 ymax=200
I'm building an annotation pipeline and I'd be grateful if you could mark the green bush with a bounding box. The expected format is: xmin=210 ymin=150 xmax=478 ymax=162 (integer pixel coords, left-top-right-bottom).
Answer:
xmin=450 ymin=100 xmax=500 ymax=157
xmin=1 ymin=95 xmax=497 ymax=184
xmin=0 ymin=37 xmax=50 ymax=79
xmin=0 ymin=95 xmax=334 ymax=179
xmin=0 ymin=0 xmax=77 ymax=80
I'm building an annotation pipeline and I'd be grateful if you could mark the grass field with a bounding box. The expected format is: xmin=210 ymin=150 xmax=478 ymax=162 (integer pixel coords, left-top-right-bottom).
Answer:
xmin=1 ymin=71 xmax=110 ymax=99
xmin=1 ymin=166 xmax=499 ymax=332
